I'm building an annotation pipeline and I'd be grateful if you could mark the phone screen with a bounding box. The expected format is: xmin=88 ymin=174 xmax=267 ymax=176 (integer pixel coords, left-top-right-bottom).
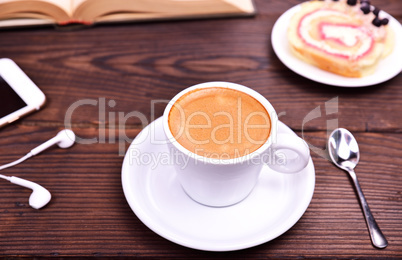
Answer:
xmin=0 ymin=76 xmax=27 ymax=118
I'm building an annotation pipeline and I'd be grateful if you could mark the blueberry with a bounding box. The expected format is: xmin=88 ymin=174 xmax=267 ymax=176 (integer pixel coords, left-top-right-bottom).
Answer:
xmin=347 ymin=0 xmax=357 ymax=6
xmin=360 ymin=3 xmax=370 ymax=14
xmin=373 ymin=7 xmax=380 ymax=16
xmin=372 ymin=17 xmax=382 ymax=27
xmin=381 ymin=18 xmax=389 ymax=25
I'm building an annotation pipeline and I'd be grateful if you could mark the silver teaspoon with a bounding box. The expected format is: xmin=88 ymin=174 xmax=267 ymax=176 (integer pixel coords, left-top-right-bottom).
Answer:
xmin=328 ymin=128 xmax=388 ymax=249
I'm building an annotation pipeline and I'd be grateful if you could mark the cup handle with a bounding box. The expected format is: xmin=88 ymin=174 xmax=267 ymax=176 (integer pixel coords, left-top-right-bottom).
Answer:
xmin=267 ymin=133 xmax=310 ymax=173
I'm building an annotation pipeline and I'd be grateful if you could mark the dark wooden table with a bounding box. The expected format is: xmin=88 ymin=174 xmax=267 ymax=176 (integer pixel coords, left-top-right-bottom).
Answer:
xmin=1 ymin=0 xmax=401 ymax=258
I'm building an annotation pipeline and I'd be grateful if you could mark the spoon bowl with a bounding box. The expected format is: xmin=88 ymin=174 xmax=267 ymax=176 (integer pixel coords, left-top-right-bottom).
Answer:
xmin=328 ymin=128 xmax=360 ymax=171
xmin=328 ymin=128 xmax=388 ymax=249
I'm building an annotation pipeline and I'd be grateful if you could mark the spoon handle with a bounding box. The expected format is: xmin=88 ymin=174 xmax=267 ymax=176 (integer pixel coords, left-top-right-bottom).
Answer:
xmin=348 ymin=170 xmax=388 ymax=249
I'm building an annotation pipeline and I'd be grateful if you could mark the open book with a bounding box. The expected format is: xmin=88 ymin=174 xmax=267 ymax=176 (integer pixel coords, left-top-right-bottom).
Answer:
xmin=0 ymin=0 xmax=256 ymax=28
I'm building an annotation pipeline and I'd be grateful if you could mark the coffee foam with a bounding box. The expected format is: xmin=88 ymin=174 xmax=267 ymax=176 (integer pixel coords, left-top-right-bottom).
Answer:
xmin=168 ymin=87 xmax=271 ymax=159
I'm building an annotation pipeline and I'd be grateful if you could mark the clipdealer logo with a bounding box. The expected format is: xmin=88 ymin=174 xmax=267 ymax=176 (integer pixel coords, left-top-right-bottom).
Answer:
xmin=63 ymin=96 xmax=338 ymax=160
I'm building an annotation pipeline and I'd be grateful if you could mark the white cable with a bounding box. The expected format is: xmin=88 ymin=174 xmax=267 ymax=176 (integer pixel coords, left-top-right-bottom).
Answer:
xmin=0 ymin=174 xmax=11 ymax=181
xmin=0 ymin=153 xmax=33 ymax=182
xmin=0 ymin=153 xmax=33 ymax=171
xmin=0 ymin=153 xmax=51 ymax=209
xmin=0 ymin=129 xmax=76 ymax=210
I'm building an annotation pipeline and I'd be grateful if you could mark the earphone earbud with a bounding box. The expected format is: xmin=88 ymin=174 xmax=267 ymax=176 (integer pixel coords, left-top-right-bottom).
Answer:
xmin=0 ymin=129 xmax=75 ymax=209
xmin=9 ymin=176 xmax=51 ymax=209
xmin=30 ymin=129 xmax=76 ymax=156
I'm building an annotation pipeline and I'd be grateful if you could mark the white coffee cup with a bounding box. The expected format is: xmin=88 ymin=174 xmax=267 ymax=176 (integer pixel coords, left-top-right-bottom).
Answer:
xmin=163 ymin=82 xmax=310 ymax=207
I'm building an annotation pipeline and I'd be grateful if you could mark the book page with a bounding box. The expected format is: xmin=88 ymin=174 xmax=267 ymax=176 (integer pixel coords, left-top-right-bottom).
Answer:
xmin=71 ymin=0 xmax=85 ymax=12
xmin=0 ymin=0 xmax=73 ymax=15
xmin=223 ymin=0 xmax=255 ymax=13
xmin=150 ymin=0 xmax=255 ymax=13
xmin=0 ymin=0 xmax=73 ymax=22
xmin=72 ymin=0 xmax=255 ymax=21
xmin=38 ymin=0 xmax=73 ymax=15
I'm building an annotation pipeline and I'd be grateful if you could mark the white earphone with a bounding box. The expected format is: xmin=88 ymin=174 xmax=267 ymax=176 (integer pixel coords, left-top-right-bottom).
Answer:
xmin=8 ymin=176 xmax=52 ymax=209
xmin=0 ymin=129 xmax=76 ymax=209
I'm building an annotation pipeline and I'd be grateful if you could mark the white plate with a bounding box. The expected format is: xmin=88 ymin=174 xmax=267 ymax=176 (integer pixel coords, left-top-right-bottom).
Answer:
xmin=121 ymin=117 xmax=315 ymax=251
xmin=271 ymin=4 xmax=402 ymax=87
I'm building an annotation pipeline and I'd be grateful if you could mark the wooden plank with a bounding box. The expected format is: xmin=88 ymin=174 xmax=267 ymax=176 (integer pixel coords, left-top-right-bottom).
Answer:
xmin=0 ymin=0 xmax=400 ymax=132
xmin=0 ymin=0 xmax=401 ymax=257
xmin=0 ymin=125 xmax=401 ymax=257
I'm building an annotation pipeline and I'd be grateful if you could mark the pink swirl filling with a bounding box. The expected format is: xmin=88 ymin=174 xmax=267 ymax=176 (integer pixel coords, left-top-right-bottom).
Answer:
xmin=297 ymin=9 xmax=374 ymax=60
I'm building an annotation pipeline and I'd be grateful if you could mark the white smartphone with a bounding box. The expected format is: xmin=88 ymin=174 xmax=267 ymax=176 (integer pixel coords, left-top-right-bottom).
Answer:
xmin=0 ymin=58 xmax=46 ymax=128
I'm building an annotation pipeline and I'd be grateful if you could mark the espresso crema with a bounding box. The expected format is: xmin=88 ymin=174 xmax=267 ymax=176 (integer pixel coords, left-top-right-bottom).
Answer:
xmin=168 ymin=87 xmax=271 ymax=159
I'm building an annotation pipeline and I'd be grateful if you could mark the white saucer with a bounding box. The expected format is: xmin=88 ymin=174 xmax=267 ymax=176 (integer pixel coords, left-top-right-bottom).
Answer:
xmin=271 ymin=4 xmax=402 ymax=87
xmin=121 ymin=118 xmax=315 ymax=251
